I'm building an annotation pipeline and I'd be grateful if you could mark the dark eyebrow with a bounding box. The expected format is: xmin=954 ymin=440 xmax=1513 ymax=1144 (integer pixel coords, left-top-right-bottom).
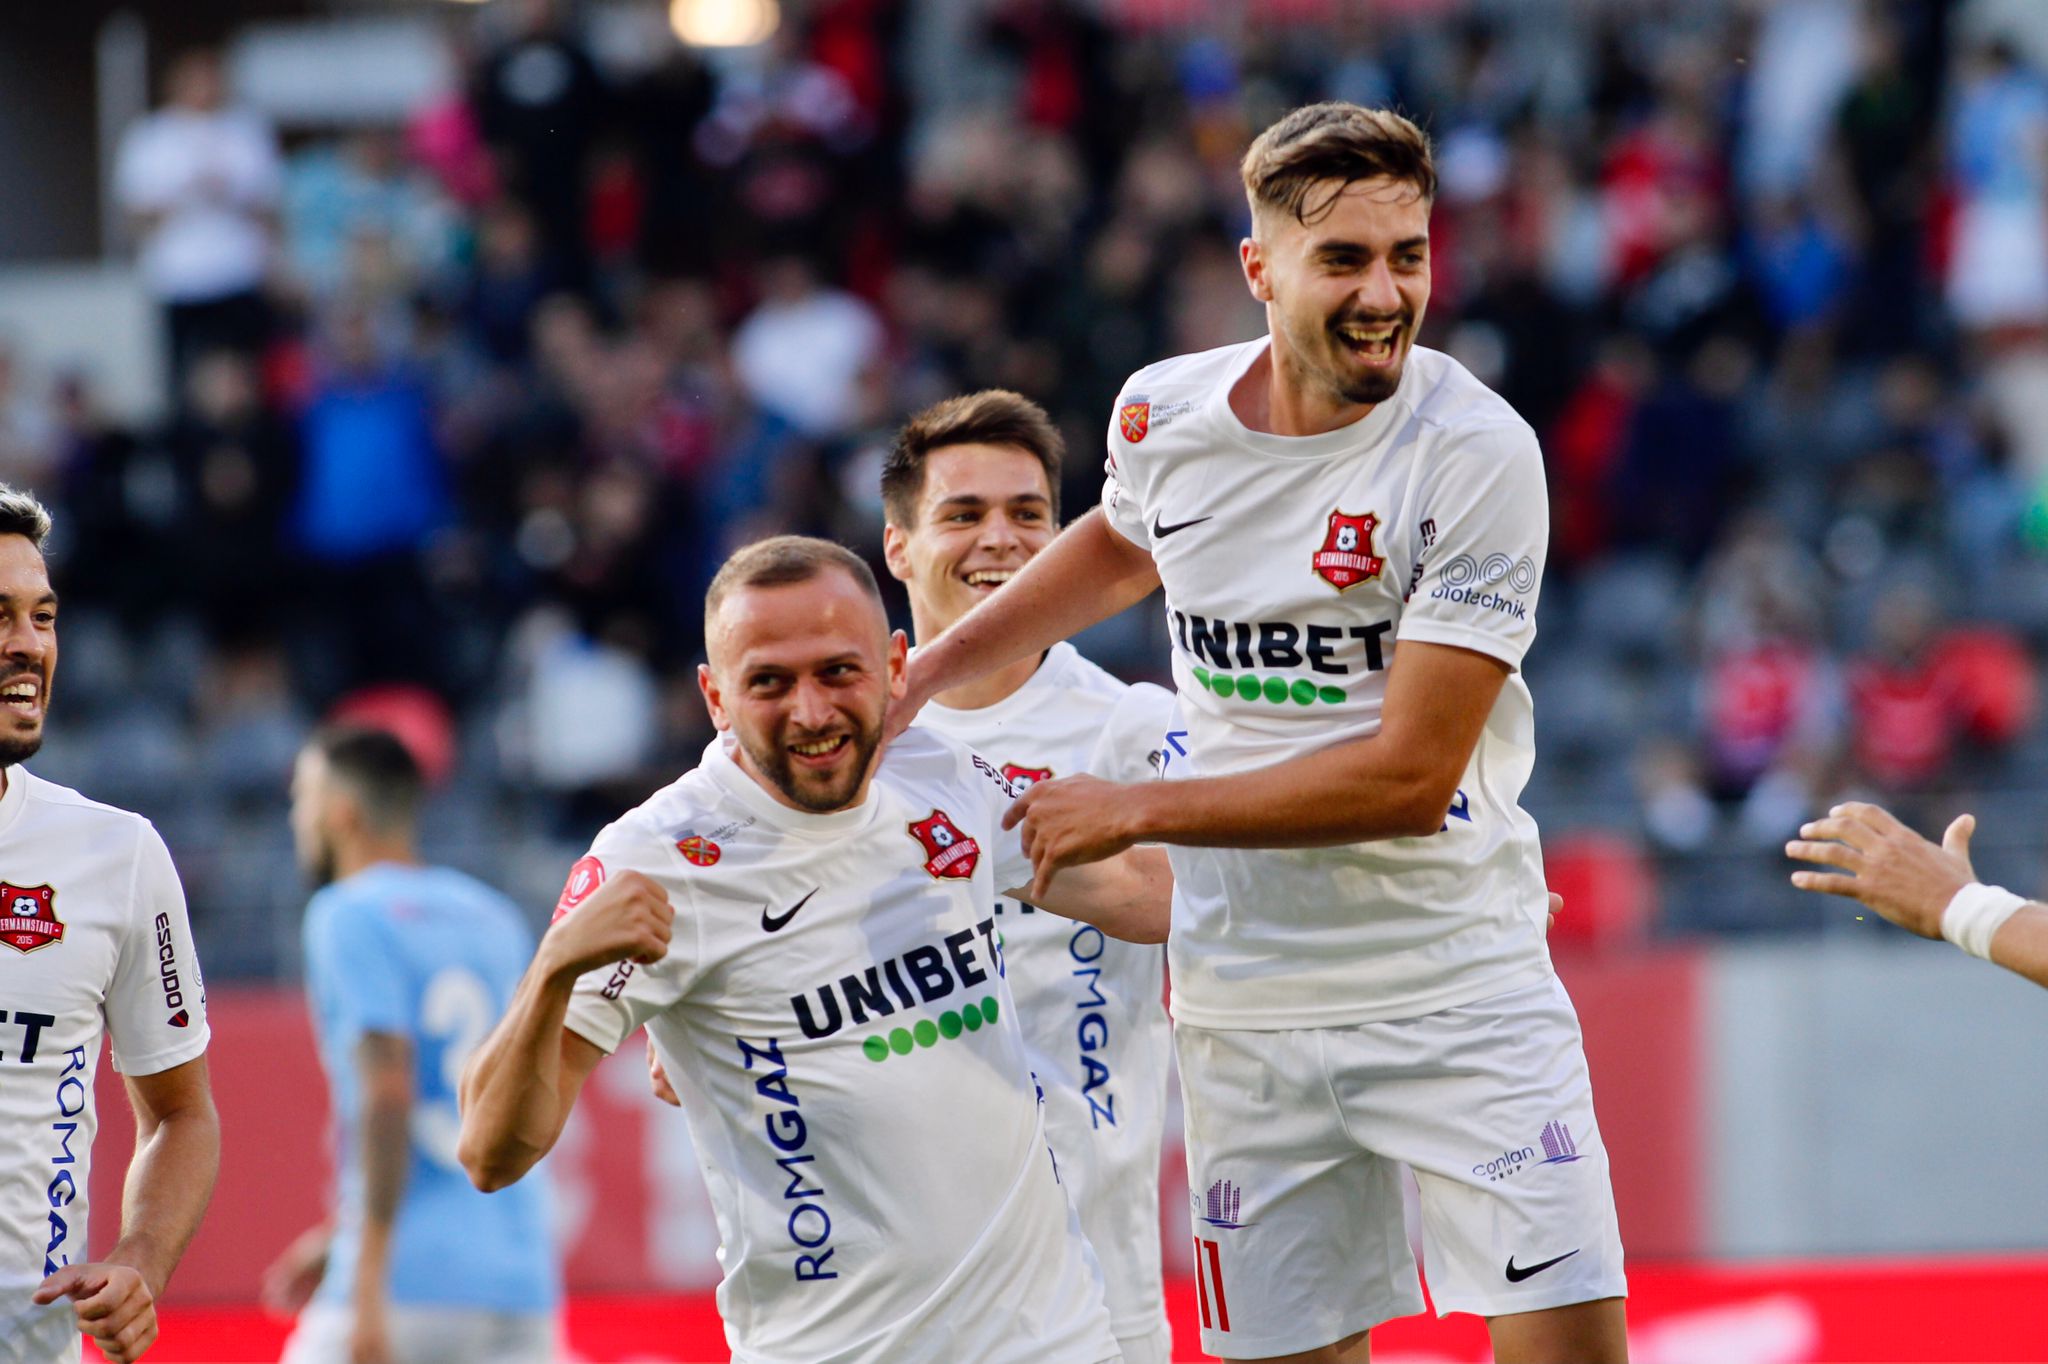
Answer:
xmin=1312 ymin=235 xmax=1430 ymax=257
xmin=0 ymin=592 xmax=57 ymax=608
xmin=931 ymin=495 xmax=991 ymax=512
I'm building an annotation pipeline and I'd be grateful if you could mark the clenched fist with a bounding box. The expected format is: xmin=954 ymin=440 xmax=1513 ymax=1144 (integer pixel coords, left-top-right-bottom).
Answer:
xmin=539 ymin=868 xmax=675 ymax=982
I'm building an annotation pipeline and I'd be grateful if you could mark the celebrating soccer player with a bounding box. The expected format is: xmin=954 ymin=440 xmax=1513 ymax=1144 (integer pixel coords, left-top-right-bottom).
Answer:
xmin=898 ymin=104 xmax=1629 ymax=1363
xmin=0 ymin=484 xmax=220 ymax=1364
xmin=457 ymin=536 xmax=1170 ymax=1364
xmin=264 ymin=727 xmax=558 ymax=1364
xmin=879 ymin=391 xmax=1177 ymax=1363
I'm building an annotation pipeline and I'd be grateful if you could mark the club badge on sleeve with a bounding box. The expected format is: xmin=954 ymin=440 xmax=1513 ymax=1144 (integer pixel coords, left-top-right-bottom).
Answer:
xmin=552 ymin=856 xmax=605 ymax=923
xmin=999 ymin=764 xmax=1053 ymax=791
xmin=1119 ymin=397 xmax=1151 ymax=443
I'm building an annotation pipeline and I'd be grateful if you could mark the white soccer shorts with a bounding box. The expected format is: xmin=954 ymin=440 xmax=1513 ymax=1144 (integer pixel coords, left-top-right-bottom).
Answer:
xmin=1176 ymin=976 xmax=1627 ymax=1359
xmin=281 ymin=1303 xmax=557 ymax=1364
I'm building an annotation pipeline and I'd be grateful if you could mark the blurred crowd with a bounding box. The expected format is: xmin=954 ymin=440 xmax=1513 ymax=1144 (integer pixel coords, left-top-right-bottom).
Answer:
xmin=4 ymin=0 xmax=2048 ymax=967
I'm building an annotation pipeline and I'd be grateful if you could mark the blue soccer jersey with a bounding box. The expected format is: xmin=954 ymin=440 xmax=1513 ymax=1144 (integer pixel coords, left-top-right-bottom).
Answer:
xmin=303 ymin=863 xmax=557 ymax=1313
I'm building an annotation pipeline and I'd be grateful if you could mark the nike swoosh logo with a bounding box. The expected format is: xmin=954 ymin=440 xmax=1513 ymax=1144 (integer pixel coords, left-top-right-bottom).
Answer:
xmin=761 ymin=887 xmax=820 ymax=933
xmin=1152 ymin=513 xmax=1213 ymax=538
xmin=1504 ymin=1249 xmax=1580 ymax=1283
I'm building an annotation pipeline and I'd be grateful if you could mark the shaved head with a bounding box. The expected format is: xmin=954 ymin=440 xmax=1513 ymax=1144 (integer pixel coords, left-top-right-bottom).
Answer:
xmin=699 ymin=537 xmax=904 ymax=813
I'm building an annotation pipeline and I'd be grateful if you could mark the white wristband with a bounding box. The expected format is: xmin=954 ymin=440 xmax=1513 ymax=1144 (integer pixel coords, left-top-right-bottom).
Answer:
xmin=1941 ymin=883 xmax=2029 ymax=961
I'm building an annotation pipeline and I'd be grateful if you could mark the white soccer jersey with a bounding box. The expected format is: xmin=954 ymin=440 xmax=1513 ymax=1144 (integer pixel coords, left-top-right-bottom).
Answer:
xmin=1103 ymin=339 xmax=1553 ymax=1030
xmin=0 ymin=769 xmax=211 ymax=1364
xmin=559 ymin=730 xmax=1118 ymax=1364
xmin=921 ymin=643 xmax=1175 ymax=1346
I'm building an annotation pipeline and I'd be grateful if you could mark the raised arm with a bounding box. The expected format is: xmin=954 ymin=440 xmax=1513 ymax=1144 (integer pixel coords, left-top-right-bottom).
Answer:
xmin=901 ymin=508 xmax=1159 ymax=728
xmin=457 ymin=870 xmax=671 ymax=1190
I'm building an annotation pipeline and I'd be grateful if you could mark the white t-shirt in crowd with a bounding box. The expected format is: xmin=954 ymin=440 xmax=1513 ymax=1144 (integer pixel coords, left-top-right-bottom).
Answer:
xmin=730 ymin=288 xmax=884 ymax=438
xmin=114 ymin=107 xmax=280 ymax=303
xmin=1101 ymin=339 xmax=1554 ymax=1030
xmin=922 ymin=642 xmax=1175 ymax=1345
xmin=560 ymin=730 xmax=1118 ymax=1364
xmin=0 ymin=769 xmax=211 ymax=1364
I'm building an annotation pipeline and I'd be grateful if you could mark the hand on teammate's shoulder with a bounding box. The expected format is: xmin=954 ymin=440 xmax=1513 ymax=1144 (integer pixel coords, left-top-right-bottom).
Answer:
xmin=542 ymin=869 xmax=675 ymax=979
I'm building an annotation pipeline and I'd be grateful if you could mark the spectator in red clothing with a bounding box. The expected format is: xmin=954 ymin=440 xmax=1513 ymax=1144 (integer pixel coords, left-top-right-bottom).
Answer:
xmin=1848 ymin=580 xmax=1956 ymax=791
xmin=1547 ymin=333 xmax=1654 ymax=573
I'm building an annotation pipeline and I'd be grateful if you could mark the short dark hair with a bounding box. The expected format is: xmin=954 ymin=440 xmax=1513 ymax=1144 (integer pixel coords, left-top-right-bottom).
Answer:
xmin=705 ymin=535 xmax=884 ymax=636
xmin=1242 ymin=102 xmax=1436 ymax=227
xmin=308 ymin=725 xmax=423 ymax=834
xmin=0 ymin=484 xmax=52 ymax=550
xmin=881 ymin=389 xmax=1064 ymax=528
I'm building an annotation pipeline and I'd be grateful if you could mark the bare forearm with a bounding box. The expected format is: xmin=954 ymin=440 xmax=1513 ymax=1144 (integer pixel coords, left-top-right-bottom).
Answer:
xmin=1129 ymin=737 xmax=1453 ymax=849
xmin=918 ymin=509 xmax=1158 ymax=697
xmin=1990 ymin=906 xmax=2048 ymax=990
xmin=1024 ymin=847 xmax=1173 ymax=943
xmin=358 ymin=1089 xmax=409 ymax=1228
xmin=110 ymin=1104 xmax=220 ymax=1297
xmin=457 ymin=959 xmax=576 ymax=1190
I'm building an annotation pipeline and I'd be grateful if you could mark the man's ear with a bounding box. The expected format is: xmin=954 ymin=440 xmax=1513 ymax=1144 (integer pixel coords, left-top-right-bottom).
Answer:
xmin=886 ymin=629 xmax=909 ymax=699
xmin=1241 ymin=235 xmax=1273 ymax=304
xmin=882 ymin=521 xmax=913 ymax=583
xmin=698 ymin=662 xmax=731 ymax=731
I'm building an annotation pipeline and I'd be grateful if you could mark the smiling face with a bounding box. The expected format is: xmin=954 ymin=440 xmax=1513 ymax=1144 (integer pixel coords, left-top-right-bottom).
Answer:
xmin=883 ymin=443 xmax=1057 ymax=639
xmin=1243 ymin=175 xmax=1432 ymax=412
xmin=0 ymin=535 xmax=57 ymax=768
xmin=700 ymin=567 xmax=907 ymax=814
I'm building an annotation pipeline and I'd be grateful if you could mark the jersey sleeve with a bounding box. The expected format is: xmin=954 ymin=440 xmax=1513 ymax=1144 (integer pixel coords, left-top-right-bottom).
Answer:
xmin=1083 ymin=681 xmax=1177 ymax=785
xmin=303 ymin=890 xmax=411 ymax=1048
xmin=560 ymin=821 xmax=697 ymax=1056
xmin=105 ymin=822 xmax=211 ymax=1076
xmin=1100 ymin=382 xmax=1151 ymax=547
xmin=1396 ymin=420 xmax=1548 ymax=670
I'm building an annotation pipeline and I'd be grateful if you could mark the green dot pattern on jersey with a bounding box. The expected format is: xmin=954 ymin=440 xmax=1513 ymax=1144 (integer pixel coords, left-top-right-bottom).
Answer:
xmin=863 ymin=997 xmax=1003 ymax=1061
xmin=1191 ymin=666 xmax=1350 ymax=707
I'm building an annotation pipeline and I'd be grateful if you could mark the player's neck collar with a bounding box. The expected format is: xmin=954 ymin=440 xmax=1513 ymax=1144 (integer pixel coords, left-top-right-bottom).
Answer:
xmin=703 ymin=735 xmax=882 ymax=835
xmin=0 ymin=766 xmax=25 ymax=838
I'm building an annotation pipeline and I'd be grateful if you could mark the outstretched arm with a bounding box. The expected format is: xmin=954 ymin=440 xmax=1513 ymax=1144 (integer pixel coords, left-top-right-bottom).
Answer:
xmin=1005 ymin=640 xmax=1507 ymax=882
xmin=1789 ymin=804 xmax=2048 ymax=990
xmin=901 ymin=509 xmax=1158 ymax=731
xmin=35 ymin=1056 xmax=220 ymax=1364
xmin=1009 ymin=845 xmax=1173 ymax=943
xmin=458 ymin=871 xmax=672 ymax=1190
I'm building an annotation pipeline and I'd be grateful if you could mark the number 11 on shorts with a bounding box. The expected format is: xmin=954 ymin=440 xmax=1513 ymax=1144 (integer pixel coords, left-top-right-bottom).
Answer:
xmin=1193 ymin=1236 xmax=1231 ymax=1333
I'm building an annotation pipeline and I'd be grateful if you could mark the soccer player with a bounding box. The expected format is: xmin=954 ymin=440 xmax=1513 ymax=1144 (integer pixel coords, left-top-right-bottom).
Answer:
xmin=264 ymin=726 xmax=558 ymax=1364
xmin=457 ymin=536 xmax=1170 ymax=1364
xmin=881 ymin=390 xmax=1176 ymax=1364
xmin=0 ymin=485 xmax=219 ymax=1364
xmin=1790 ymin=804 xmax=2048 ymax=989
xmin=898 ymin=104 xmax=1628 ymax=1363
